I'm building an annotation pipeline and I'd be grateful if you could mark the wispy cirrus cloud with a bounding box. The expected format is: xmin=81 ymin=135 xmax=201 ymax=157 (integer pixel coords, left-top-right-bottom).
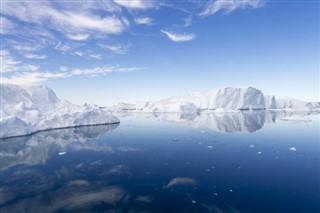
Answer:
xmin=1 ymin=1 xmax=128 ymax=35
xmin=0 ymin=50 xmax=39 ymax=73
xmin=199 ymin=0 xmax=265 ymax=17
xmin=0 ymin=16 xmax=16 ymax=35
xmin=113 ymin=0 xmax=156 ymax=9
xmin=2 ymin=65 xmax=143 ymax=85
xmin=66 ymin=33 xmax=90 ymax=41
xmin=1 ymin=49 xmax=143 ymax=85
xmin=23 ymin=53 xmax=47 ymax=60
xmin=1 ymin=0 xmax=129 ymax=57
xmin=1 ymin=72 xmax=69 ymax=85
xmin=89 ymin=54 xmax=103 ymax=60
xmin=134 ymin=17 xmax=153 ymax=25
xmin=100 ymin=43 xmax=131 ymax=55
xmin=161 ymin=30 xmax=195 ymax=42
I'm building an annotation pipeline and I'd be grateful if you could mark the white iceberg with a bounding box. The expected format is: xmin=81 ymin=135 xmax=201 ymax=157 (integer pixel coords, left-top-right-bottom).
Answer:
xmin=112 ymin=86 xmax=319 ymax=112
xmin=0 ymin=84 xmax=119 ymax=138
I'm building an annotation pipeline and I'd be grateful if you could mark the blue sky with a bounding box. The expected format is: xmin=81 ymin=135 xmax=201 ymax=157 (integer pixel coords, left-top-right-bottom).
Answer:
xmin=1 ymin=0 xmax=319 ymax=105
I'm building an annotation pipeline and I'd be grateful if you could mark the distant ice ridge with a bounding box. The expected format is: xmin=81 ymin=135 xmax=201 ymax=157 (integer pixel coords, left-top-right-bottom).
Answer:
xmin=0 ymin=84 xmax=119 ymax=138
xmin=112 ymin=87 xmax=319 ymax=112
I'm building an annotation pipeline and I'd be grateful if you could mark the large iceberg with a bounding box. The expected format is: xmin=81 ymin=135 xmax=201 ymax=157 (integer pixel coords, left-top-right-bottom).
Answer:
xmin=0 ymin=84 xmax=119 ymax=138
xmin=113 ymin=87 xmax=318 ymax=112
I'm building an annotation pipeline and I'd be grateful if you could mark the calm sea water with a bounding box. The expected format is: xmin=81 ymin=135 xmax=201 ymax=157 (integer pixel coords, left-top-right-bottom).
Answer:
xmin=1 ymin=111 xmax=319 ymax=213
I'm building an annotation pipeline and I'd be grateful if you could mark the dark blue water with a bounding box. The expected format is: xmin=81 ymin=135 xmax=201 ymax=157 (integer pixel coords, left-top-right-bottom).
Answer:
xmin=0 ymin=112 xmax=319 ymax=212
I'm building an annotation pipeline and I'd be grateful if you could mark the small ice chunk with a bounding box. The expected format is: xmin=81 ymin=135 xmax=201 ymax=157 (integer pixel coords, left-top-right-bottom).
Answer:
xmin=229 ymin=189 xmax=233 ymax=192
xmin=214 ymin=193 xmax=218 ymax=196
xmin=257 ymin=151 xmax=262 ymax=155
xmin=172 ymin=138 xmax=179 ymax=142
xmin=201 ymin=130 xmax=206 ymax=133
xmin=206 ymin=169 xmax=210 ymax=172
xmin=59 ymin=151 xmax=66 ymax=156
xmin=192 ymin=200 xmax=196 ymax=204
xmin=207 ymin=145 xmax=213 ymax=149
xmin=249 ymin=145 xmax=255 ymax=148
xmin=289 ymin=147 xmax=297 ymax=151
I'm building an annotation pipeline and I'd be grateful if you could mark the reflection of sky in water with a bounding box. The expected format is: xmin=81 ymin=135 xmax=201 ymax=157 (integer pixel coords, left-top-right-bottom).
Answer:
xmin=0 ymin=112 xmax=319 ymax=212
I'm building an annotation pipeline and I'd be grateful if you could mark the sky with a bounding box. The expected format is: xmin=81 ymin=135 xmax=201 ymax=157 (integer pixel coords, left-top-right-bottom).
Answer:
xmin=1 ymin=0 xmax=319 ymax=106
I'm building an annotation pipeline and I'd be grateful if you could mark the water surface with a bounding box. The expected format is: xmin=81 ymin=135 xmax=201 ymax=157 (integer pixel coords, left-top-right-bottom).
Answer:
xmin=1 ymin=112 xmax=319 ymax=212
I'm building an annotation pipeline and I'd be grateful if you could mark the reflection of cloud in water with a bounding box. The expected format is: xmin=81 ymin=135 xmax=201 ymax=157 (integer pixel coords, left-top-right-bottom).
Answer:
xmin=164 ymin=177 xmax=197 ymax=188
xmin=199 ymin=202 xmax=241 ymax=213
xmin=1 ymin=186 xmax=126 ymax=213
xmin=67 ymin=179 xmax=90 ymax=187
xmin=48 ymin=187 xmax=125 ymax=212
xmin=100 ymin=165 xmax=129 ymax=177
xmin=0 ymin=124 xmax=119 ymax=169
xmin=136 ymin=195 xmax=152 ymax=203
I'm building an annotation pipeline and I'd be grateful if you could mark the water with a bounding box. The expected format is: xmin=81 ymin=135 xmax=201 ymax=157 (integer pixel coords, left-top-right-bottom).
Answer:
xmin=1 ymin=111 xmax=319 ymax=213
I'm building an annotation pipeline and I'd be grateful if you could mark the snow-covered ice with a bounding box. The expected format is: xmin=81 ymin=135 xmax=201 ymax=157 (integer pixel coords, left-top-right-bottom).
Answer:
xmin=112 ymin=86 xmax=319 ymax=113
xmin=0 ymin=84 xmax=119 ymax=138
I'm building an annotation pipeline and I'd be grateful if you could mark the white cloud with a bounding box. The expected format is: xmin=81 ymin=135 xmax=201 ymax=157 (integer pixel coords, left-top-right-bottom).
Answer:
xmin=184 ymin=17 xmax=192 ymax=27
xmin=2 ymin=65 xmax=141 ymax=85
xmin=89 ymin=54 xmax=103 ymax=60
xmin=1 ymin=1 xmax=129 ymax=38
xmin=59 ymin=66 xmax=68 ymax=72
xmin=71 ymin=66 xmax=115 ymax=76
xmin=113 ymin=0 xmax=155 ymax=9
xmin=199 ymin=0 xmax=265 ymax=17
xmin=100 ymin=44 xmax=130 ymax=54
xmin=23 ymin=53 xmax=47 ymax=59
xmin=161 ymin=30 xmax=195 ymax=42
xmin=1 ymin=48 xmax=142 ymax=85
xmin=0 ymin=50 xmax=39 ymax=73
xmin=1 ymin=72 xmax=68 ymax=85
xmin=0 ymin=16 xmax=15 ymax=34
xmin=74 ymin=51 xmax=85 ymax=57
xmin=66 ymin=33 xmax=90 ymax=41
xmin=134 ymin=17 xmax=153 ymax=25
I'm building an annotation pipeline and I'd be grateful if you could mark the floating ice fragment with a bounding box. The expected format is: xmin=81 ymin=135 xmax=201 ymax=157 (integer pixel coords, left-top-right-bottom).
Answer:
xmin=207 ymin=145 xmax=213 ymax=149
xmin=214 ymin=193 xmax=218 ymax=196
xmin=206 ymin=169 xmax=210 ymax=172
xmin=257 ymin=152 xmax=262 ymax=155
xmin=192 ymin=200 xmax=196 ymax=204
xmin=58 ymin=151 xmax=66 ymax=156
xmin=289 ymin=147 xmax=297 ymax=151
xmin=230 ymin=189 xmax=233 ymax=192
xmin=172 ymin=138 xmax=179 ymax=142
xmin=249 ymin=145 xmax=255 ymax=148
xmin=201 ymin=130 xmax=206 ymax=134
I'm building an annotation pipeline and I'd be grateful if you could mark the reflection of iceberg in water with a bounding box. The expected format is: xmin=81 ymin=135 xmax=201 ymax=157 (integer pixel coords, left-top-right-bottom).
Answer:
xmin=116 ymin=110 xmax=316 ymax=133
xmin=162 ymin=111 xmax=266 ymax=133
xmin=0 ymin=124 xmax=119 ymax=169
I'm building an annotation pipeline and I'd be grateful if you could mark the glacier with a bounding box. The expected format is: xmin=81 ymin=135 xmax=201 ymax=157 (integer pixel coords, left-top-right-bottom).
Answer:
xmin=0 ymin=84 xmax=119 ymax=138
xmin=112 ymin=87 xmax=319 ymax=112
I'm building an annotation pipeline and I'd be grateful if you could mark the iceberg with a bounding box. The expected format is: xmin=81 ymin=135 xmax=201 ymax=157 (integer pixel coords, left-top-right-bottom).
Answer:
xmin=112 ymin=87 xmax=318 ymax=112
xmin=0 ymin=84 xmax=119 ymax=138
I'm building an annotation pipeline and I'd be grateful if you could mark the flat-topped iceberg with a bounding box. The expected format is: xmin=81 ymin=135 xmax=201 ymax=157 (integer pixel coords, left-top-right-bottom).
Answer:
xmin=112 ymin=87 xmax=318 ymax=112
xmin=0 ymin=84 xmax=119 ymax=138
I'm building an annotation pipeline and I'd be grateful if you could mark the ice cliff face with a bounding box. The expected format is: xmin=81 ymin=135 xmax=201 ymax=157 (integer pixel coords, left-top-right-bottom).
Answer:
xmin=0 ymin=84 xmax=119 ymax=138
xmin=114 ymin=87 xmax=317 ymax=112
